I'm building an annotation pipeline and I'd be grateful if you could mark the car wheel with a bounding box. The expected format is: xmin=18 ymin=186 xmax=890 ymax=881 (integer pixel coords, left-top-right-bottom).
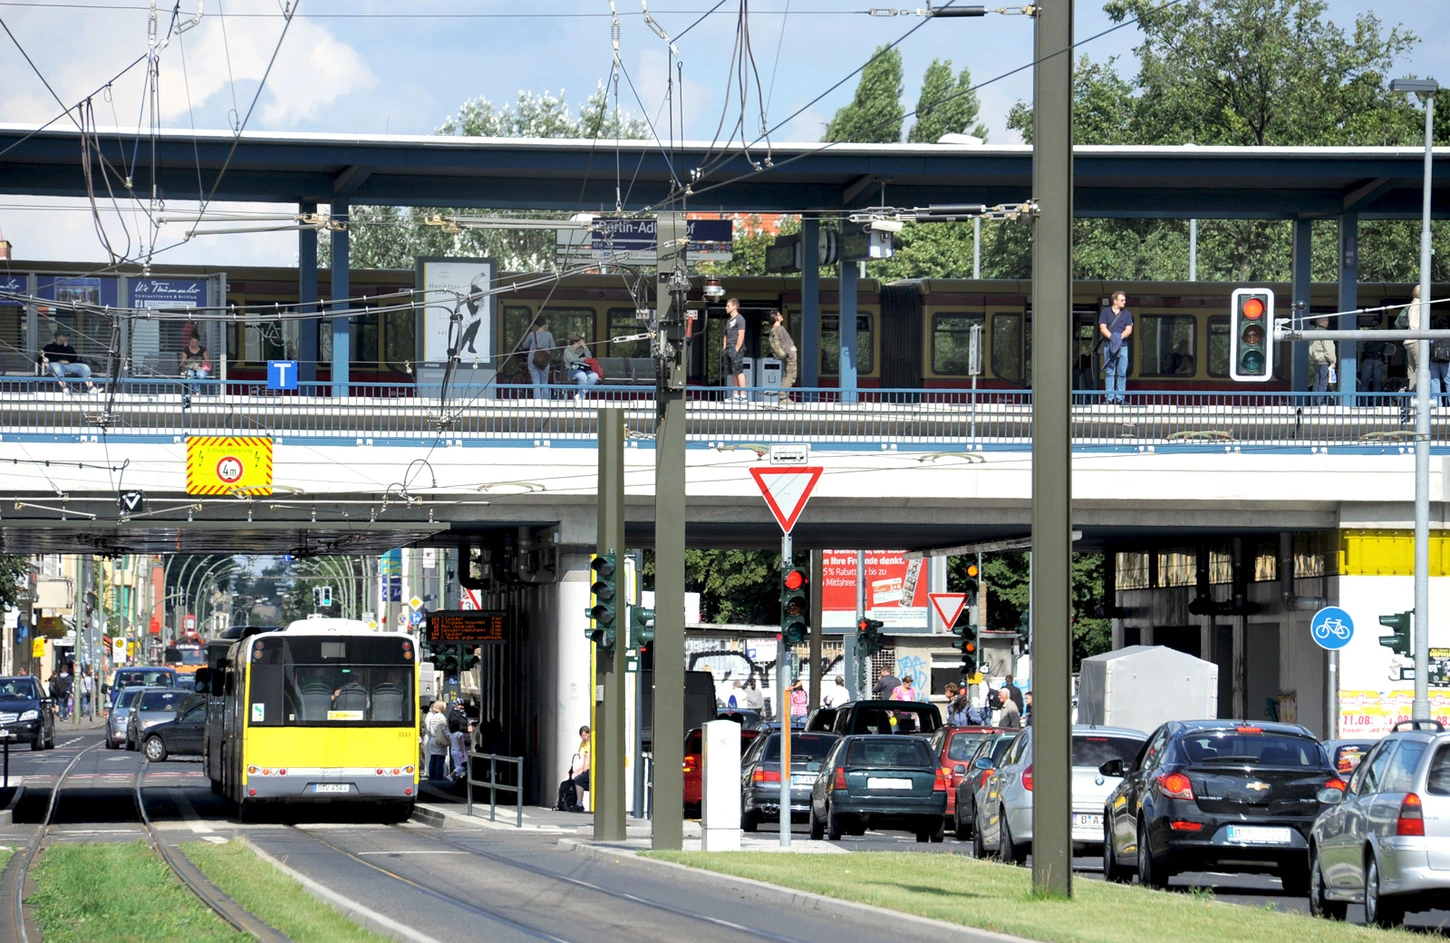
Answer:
xmin=742 ymin=809 xmax=758 ymax=833
xmin=809 ymin=807 xmax=825 ymax=841
xmin=1365 ymin=856 xmax=1404 ymax=928
xmin=29 ymin=735 xmax=41 ymax=752
xmin=1308 ymin=846 xmax=1346 ymax=920
xmin=954 ymin=807 xmax=971 ymax=841
xmin=929 ymin=818 xmax=945 ymax=843
xmin=105 ymin=733 xmax=118 ymax=750
xmin=143 ymin=736 xmax=167 ymax=762
xmin=1001 ymin=816 xmax=1025 ymax=866
xmin=973 ymin=812 xmax=994 ymax=860
xmin=826 ymin=801 xmax=845 ymax=841
xmin=1103 ymin=819 xmax=1131 ymax=883
xmin=1137 ymin=821 xmax=1168 ymax=890
xmin=1279 ymin=860 xmax=1310 ymax=898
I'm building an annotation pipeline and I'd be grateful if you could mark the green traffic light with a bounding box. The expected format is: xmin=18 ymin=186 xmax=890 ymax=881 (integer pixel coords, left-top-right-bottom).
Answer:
xmin=1378 ymin=611 xmax=1412 ymax=657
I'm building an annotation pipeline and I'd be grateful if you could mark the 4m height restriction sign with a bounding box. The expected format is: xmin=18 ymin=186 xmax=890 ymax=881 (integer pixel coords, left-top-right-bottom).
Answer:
xmin=186 ymin=436 xmax=274 ymax=495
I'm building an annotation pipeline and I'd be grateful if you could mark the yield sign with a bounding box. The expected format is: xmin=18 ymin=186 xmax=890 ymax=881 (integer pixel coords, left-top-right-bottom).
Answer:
xmin=749 ymin=466 xmax=823 ymax=534
xmin=929 ymin=593 xmax=968 ymax=630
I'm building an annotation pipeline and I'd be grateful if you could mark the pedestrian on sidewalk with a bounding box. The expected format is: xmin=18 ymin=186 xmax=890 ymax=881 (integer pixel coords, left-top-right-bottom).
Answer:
xmin=447 ymin=700 xmax=472 ymax=782
xmin=789 ymin=679 xmax=809 ymax=722
xmin=998 ymin=689 xmax=1022 ymax=730
xmin=822 ymin=676 xmax=849 ymax=709
xmin=423 ymin=700 xmax=449 ymax=782
xmin=742 ymin=678 xmax=764 ymax=711
xmin=78 ymin=668 xmax=95 ymax=720
xmin=570 ymin=725 xmax=592 ymax=810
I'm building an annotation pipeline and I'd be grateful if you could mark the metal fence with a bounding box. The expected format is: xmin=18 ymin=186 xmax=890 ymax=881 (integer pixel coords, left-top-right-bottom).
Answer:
xmin=465 ymin=751 xmax=524 ymax=826
xmin=0 ymin=381 xmax=1445 ymax=448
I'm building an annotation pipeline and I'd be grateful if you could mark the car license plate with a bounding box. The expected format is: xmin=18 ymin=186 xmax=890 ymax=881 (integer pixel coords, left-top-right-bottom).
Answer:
xmin=1072 ymin=813 xmax=1102 ymax=829
xmin=1227 ymin=825 xmax=1292 ymax=845
xmin=791 ymin=775 xmax=813 ymax=786
xmin=312 ymin=783 xmax=351 ymax=794
xmin=867 ymin=777 xmax=912 ymax=790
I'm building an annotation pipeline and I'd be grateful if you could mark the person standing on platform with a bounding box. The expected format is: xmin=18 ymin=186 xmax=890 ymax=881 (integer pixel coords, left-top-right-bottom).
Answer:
xmin=423 ymin=700 xmax=449 ymax=782
xmin=722 ymin=298 xmax=747 ymax=400
xmin=1359 ymin=324 xmax=1388 ymax=406
xmin=768 ymin=309 xmax=797 ymax=404
xmin=1097 ymin=291 xmax=1133 ymax=405
xmin=1003 ymin=674 xmax=1025 ymax=715
xmin=1309 ymin=318 xmax=1337 ymax=405
xmin=742 ymin=678 xmax=765 ymax=711
xmin=525 ymin=316 xmax=554 ymax=400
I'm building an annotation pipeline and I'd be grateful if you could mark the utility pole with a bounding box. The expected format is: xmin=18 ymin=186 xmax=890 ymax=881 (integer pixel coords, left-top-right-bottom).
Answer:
xmin=1031 ymin=0 xmax=1075 ymax=897
xmin=651 ymin=212 xmax=689 ymax=850
xmin=594 ymin=409 xmax=627 ymax=841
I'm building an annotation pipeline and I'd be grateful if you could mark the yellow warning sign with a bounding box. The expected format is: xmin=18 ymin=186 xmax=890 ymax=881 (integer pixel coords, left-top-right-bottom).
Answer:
xmin=186 ymin=436 xmax=274 ymax=495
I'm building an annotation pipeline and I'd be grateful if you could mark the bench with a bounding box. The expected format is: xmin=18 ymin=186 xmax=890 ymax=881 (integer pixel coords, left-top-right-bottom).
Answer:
xmin=594 ymin=357 xmax=657 ymax=386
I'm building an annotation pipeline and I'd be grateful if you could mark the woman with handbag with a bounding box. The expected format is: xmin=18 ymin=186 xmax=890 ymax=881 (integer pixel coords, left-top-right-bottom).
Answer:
xmin=524 ymin=316 xmax=554 ymax=400
xmin=562 ymin=333 xmax=601 ymax=402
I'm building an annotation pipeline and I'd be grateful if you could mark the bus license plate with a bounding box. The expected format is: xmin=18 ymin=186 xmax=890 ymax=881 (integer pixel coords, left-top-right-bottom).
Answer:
xmin=313 ymin=783 xmax=351 ymax=794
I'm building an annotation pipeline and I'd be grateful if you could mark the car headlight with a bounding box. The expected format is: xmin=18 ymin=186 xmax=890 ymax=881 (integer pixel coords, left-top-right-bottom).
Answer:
xmin=19 ymin=711 xmax=38 ymax=722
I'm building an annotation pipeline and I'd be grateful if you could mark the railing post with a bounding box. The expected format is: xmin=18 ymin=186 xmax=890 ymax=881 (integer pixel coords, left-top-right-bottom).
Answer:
xmin=516 ymin=755 xmax=523 ymax=828
xmin=490 ymin=756 xmax=497 ymax=822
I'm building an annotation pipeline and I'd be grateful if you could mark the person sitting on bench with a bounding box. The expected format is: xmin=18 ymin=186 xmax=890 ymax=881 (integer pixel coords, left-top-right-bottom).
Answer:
xmin=41 ymin=329 xmax=97 ymax=393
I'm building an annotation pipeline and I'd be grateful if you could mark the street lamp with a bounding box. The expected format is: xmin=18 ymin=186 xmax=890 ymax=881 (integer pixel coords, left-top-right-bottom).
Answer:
xmin=1391 ymin=75 xmax=1437 ymax=722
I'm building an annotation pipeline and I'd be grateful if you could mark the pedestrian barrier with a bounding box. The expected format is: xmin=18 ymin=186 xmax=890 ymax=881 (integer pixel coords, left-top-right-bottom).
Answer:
xmin=465 ymin=751 xmax=524 ymax=827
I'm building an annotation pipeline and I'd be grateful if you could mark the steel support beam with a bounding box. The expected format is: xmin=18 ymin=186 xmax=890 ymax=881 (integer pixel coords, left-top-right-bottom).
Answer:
xmin=801 ymin=219 xmax=821 ymax=389
xmin=1031 ymin=0 xmax=1074 ymax=898
xmin=808 ymin=549 xmax=823 ymax=711
xmin=298 ymin=202 xmax=319 ymax=386
xmin=1338 ymin=214 xmax=1358 ymax=404
xmin=330 ymin=199 xmax=351 ymax=398
xmin=594 ymin=409 xmax=627 ymax=841
xmin=1290 ymin=218 xmax=1312 ymax=395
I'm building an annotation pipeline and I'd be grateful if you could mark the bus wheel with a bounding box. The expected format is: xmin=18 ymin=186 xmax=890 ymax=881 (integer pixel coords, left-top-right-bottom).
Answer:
xmin=385 ymin=800 xmax=414 ymax=824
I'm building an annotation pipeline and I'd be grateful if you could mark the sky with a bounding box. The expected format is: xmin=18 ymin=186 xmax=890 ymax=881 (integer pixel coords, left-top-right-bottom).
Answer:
xmin=0 ymin=0 xmax=1446 ymax=270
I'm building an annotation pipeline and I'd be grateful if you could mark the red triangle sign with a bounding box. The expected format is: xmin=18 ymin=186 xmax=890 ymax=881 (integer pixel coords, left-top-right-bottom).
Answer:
xmin=749 ymin=466 xmax=823 ymax=534
xmin=929 ymin=592 xmax=968 ymax=630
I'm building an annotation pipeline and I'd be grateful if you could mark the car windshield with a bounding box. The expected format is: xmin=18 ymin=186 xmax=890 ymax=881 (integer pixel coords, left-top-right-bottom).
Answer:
xmin=1179 ymin=731 xmax=1327 ymax=767
xmin=762 ymin=735 xmax=836 ymax=762
xmin=139 ymin=690 xmax=185 ymax=711
xmin=116 ymin=670 xmax=174 ymax=688
xmin=846 ymin=738 xmax=933 ymax=768
xmin=1331 ymin=742 xmax=1374 ymax=774
xmin=0 ymin=680 xmax=38 ymax=700
xmin=116 ymin=688 xmax=143 ymax=709
xmin=1428 ymin=745 xmax=1450 ymax=796
xmin=1073 ymin=735 xmax=1144 ymax=769
xmin=847 ymin=703 xmax=942 ymax=736
xmin=946 ymin=732 xmax=992 ymax=761
xmin=989 ymin=737 xmax=1015 ymax=762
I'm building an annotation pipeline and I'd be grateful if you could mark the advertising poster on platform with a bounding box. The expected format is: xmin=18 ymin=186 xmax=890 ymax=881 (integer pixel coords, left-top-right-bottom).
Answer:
xmin=821 ymin=549 xmax=929 ymax=632
xmin=1332 ymin=574 xmax=1450 ymax=734
xmin=417 ymin=257 xmax=495 ymax=365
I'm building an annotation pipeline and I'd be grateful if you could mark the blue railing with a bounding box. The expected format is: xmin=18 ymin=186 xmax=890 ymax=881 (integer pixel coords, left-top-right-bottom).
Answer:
xmin=0 ymin=378 xmax=1444 ymax=448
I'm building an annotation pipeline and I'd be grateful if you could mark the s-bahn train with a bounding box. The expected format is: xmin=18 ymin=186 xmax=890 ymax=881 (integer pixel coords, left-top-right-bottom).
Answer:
xmin=7 ymin=261 xmax=1433 ymax=392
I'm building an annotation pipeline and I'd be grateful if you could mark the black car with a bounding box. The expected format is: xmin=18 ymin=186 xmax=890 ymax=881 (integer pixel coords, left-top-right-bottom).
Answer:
xmin=807 ymin=700 xmax=942 ymax=737
xmin=1102 ymin=719 xmax=1338 ymax=893
xmin=140 ymin=697 xmax=207 ymax=762
xmin=0 ymin=677 xmax=54 ymax=751
xmin=810 ymin=734 xmax=948 ymax=842
xmin=740 ymin=731 xmax=838 ymax=830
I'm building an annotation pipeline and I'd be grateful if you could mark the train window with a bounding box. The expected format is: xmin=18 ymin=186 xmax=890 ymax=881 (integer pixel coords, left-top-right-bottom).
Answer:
xmin=1139 ymin=316 xmax=1197 ymax=377
xmin=606 ymin=308 xmax=650 ymax=359
xmin=502 ymin=306 xmax=595 ymax=367
xmin=820 ymin=313 xmax=874 ymax=376
xmin=991 ymin=313 xmax=1026 ymax=385
xmin=0 ymin=298 xmax=26 ymax=376
xmin=931 ymin=313 xmax=985 ymax=375
xmin=1207 ymin=317 xmax=1230 ymax=377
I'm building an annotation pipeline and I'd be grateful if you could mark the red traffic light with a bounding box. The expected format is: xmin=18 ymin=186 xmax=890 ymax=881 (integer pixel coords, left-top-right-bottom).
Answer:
xmin=857 ymin=619 xmax=869 ymax=633
xmin=784 ymin=569 xmax=807 ymax=591
xmin=1241 ymin=297 xmax=1265 ymax=319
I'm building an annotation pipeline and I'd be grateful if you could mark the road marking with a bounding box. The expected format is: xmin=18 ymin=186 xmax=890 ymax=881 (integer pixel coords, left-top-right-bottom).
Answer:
xmin=202 ymin=836 xmax=228 ymax=844
xmin=355 ymin=850 xmax=470 ymax=856
xmin=169 ymin=787 xmax=214 ymax=834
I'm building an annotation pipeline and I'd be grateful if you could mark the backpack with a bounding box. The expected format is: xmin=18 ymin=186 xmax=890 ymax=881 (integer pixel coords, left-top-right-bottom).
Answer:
xmin=531 ymin=347 xmax=551 ymax=369
xmin=1433 ymin=339 xmax=1450 ymax=363
xmin=1395 ymin=308 xmax=1409 ymax=331
xmin=986 ymin=689 xmax=1002 ymax=711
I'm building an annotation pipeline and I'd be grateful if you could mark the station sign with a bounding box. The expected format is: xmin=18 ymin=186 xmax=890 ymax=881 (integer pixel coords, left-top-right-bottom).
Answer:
xmin=186 ymin=436 xmax=273 ymax=495
xmin=425 ymin=610 xmax=507 ymax=644
xmin=555 ymin=218 xmax=733 ymax=264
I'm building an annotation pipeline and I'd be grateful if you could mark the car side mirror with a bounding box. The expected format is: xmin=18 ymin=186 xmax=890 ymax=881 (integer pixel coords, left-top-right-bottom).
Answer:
xmin=953 ymin=764 xmax=967 ymax=775
xmin=1099 ymin=758 xmax=1126 ymax=777
xmin=973 ymin=757 xmax=995 ymax=771
xmin=1317 ymin=786 xmax=1345 ymax=805
xmin=193 ymin=668 xmax=211 ymax=695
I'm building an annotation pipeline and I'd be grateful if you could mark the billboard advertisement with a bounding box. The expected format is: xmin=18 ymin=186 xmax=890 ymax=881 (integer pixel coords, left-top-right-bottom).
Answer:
xmin=416 ymin=257 xmax=495 ymax=365
xmin=821 ymin=550 xmax=929 ymax=632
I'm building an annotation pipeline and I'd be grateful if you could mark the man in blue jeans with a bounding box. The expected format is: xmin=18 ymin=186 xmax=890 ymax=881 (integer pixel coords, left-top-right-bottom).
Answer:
xmin=1098 ymin=290 xmax=1133 ymax=404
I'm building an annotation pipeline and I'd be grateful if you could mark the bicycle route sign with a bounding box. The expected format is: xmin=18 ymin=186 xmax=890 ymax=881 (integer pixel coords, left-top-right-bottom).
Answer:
xmin=1310 ymin=606 xmax=1354 ymax=651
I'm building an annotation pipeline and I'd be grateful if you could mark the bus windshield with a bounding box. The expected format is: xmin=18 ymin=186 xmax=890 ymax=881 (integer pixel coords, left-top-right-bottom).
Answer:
xmin=175 ymin=646 xmax=207 ymax=666
xmin=247 ymin=635 xmax=415 ymax=727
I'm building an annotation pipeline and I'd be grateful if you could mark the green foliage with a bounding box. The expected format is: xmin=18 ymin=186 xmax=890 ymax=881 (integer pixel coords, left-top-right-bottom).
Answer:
xmin=908 ymin=59 xmax=987 ymax=144
xmin=0 ymin=554 xmax=31 ymax=615
xmin=644 ymin=549 xmax=783 ymax=625
xmin=824 ymin=45 xmax=905 ymax=144
xmin=948 ymin=552 xmax=1111 ymax=669
xmin=700 ymin=215 xmax=802 ymax=277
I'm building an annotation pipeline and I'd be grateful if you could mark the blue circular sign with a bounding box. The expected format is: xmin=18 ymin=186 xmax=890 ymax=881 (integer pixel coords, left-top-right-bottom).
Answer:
xmin=1310 ymin=606 xmax=1354 ymax=651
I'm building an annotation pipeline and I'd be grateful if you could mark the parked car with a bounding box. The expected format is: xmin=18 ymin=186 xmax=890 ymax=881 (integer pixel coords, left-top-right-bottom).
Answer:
xmin=953 ymin=732 xmax=1017 ymax=842
xmin=716 ymin=708 xmax=765 ymax=731
xmin=1322 ymin=738 xmax=1377 ymax=777
xmin=810 ymin=734 xmax=947 ymax=843
xmin=140 ymin=698 xmax=208 ymax=761
xmin=927 ymin=725 xmax=1002 ymax=827
xmin=740 ymin=731 xmax=838 ymax=831
xmin=107 ymin=667 xmax=177 ymax=710
xmin=683 ymin=725 xmax=762 ymax=814
xmin=0 ymin=676 xmax=55 ymax=751
xmin=1309 ymin=720 xmax=1450 ymax=927
xmin=976 ymin=725 xmax=1146 ymax=864
xmin=125 ymin=688 xmax=194 ymax=750
xmin=1102 ymin=720 xmax=1337 ymax=893
xmin=106 ymin=686 xmax=145 ymax=749
xmin=809 ymin=700 xmax=942 ymax=738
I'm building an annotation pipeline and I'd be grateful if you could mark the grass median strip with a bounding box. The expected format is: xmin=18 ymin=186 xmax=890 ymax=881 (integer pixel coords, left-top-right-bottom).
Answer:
xmin=642 ymin=851 xmax=1421 ymax=943
xmin=27 ymin=842 xmax=248 ymax=943
xmin=184 ymin=839 xmax=389 ymax=943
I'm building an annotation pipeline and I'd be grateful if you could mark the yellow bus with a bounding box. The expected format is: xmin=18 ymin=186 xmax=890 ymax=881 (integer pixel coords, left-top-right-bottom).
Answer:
xmin=197 ymin=619 xmax=419 ymax=820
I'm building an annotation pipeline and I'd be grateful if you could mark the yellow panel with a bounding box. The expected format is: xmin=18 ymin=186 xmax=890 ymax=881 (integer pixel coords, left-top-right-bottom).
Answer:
xmin=1340 ymin=529 xmax=1450 ymax=577
xmin=186 ymin=436 xmax=273 ymax=496
xmin=243 ymin=726 xmax=418 ymax=776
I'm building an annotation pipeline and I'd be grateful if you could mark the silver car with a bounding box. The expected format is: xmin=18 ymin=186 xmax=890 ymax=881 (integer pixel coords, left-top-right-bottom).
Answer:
xmin=1309 ymin=721 xmax=1450 ymax=927
xmin=106 ymin=686 xmax=146 ymax=749
xmin=975 ymin=725 xmax=1146 ymax=864
xmin=125 ymin=687 xmax=191 ymax=751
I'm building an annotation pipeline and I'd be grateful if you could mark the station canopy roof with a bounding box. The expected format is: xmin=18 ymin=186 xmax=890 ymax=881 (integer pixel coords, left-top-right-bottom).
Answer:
xmin=1 ymin=125 xmax=1446 ymax=220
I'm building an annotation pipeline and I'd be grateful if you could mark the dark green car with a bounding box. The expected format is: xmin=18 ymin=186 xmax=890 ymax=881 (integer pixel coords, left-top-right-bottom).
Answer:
xmin=810 ymin=734 xmax=948 ymax=843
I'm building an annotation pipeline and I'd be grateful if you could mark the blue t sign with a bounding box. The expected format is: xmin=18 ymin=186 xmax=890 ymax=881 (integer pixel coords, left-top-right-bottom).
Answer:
xmin=267 ymin=360 xmax=299 ymax=390
xmin=1310 ymin=606 xmax=1354 ymax=651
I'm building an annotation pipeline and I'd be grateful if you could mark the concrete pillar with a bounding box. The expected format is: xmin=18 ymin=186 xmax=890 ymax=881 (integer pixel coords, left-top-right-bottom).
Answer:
xmin=1291 ymin=218 xmax=1312 ymax=395
xmin=539 ymin=553 xmax=593 ymax=810
xmin=329 ymin=199 xmax=351 ymax=397
xmin=298 ymin=202 xmax=319 ymax=386
xmin=801 ymin=219 xmax=820 ymax=389
xmin=838 ymin=260 xmax=858 ymax=402
xmin=1338 ymin=214 xmax=1359 ymax=404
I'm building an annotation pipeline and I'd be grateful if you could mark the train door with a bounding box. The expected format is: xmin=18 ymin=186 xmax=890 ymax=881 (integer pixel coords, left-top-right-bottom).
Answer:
xmin=690 ymin=301 xmax=772 ymax=387
xmin=1075 ymin=309 xmax=1103 ymax=391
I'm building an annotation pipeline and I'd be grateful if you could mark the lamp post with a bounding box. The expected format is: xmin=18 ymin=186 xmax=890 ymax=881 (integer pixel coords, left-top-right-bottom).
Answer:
xmin=1391 ymin=76 xmax=1437 ymax=722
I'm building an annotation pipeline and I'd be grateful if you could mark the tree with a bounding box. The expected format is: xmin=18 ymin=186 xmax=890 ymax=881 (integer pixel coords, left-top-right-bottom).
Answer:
xmin=700 ymin=215 xmax=802 ymax=278
xmin=642 ymin=549 xmax=783 ymax=626
xmin=824 ymin=45 xmax=905 ymax=144
xmin=907 ymin=59 xmax=988 ymax=144
xmin=0 ymin=554 xmax=31 ymax=617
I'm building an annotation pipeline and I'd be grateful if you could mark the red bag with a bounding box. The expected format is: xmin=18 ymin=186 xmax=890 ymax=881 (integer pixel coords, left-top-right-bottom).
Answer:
xmin=584 ymin=357 xmax=604 ymax=378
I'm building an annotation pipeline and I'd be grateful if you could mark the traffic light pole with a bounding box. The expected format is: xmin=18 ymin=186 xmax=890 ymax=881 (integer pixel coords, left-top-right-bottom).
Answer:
xmin=595 ymin=409 xmax=627 ymax=842
xmin=1031 ymin=0 xmax=1074 ymax=898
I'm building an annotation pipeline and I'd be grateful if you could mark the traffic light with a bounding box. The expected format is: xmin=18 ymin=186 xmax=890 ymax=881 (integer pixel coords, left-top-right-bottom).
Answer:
xmin=1379 ymin=611 xmax=1412 ymax=657
xmin=586 ymin=553 xmax=618 ymax=650
xmin=630 ymin=605 xmax=655 ymax=648
xmin=1230 ymin=288 xmax=1275 ymax=382
xmin=781 ymin=566 xmax=810 ymax=644
xmin=1018 ymin=610 xmax=1030 ymax=655
xmin=857 ymin=617 xmax=884 ymax=657
xmin=321 ymin=586 xmax=332 ymax=608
